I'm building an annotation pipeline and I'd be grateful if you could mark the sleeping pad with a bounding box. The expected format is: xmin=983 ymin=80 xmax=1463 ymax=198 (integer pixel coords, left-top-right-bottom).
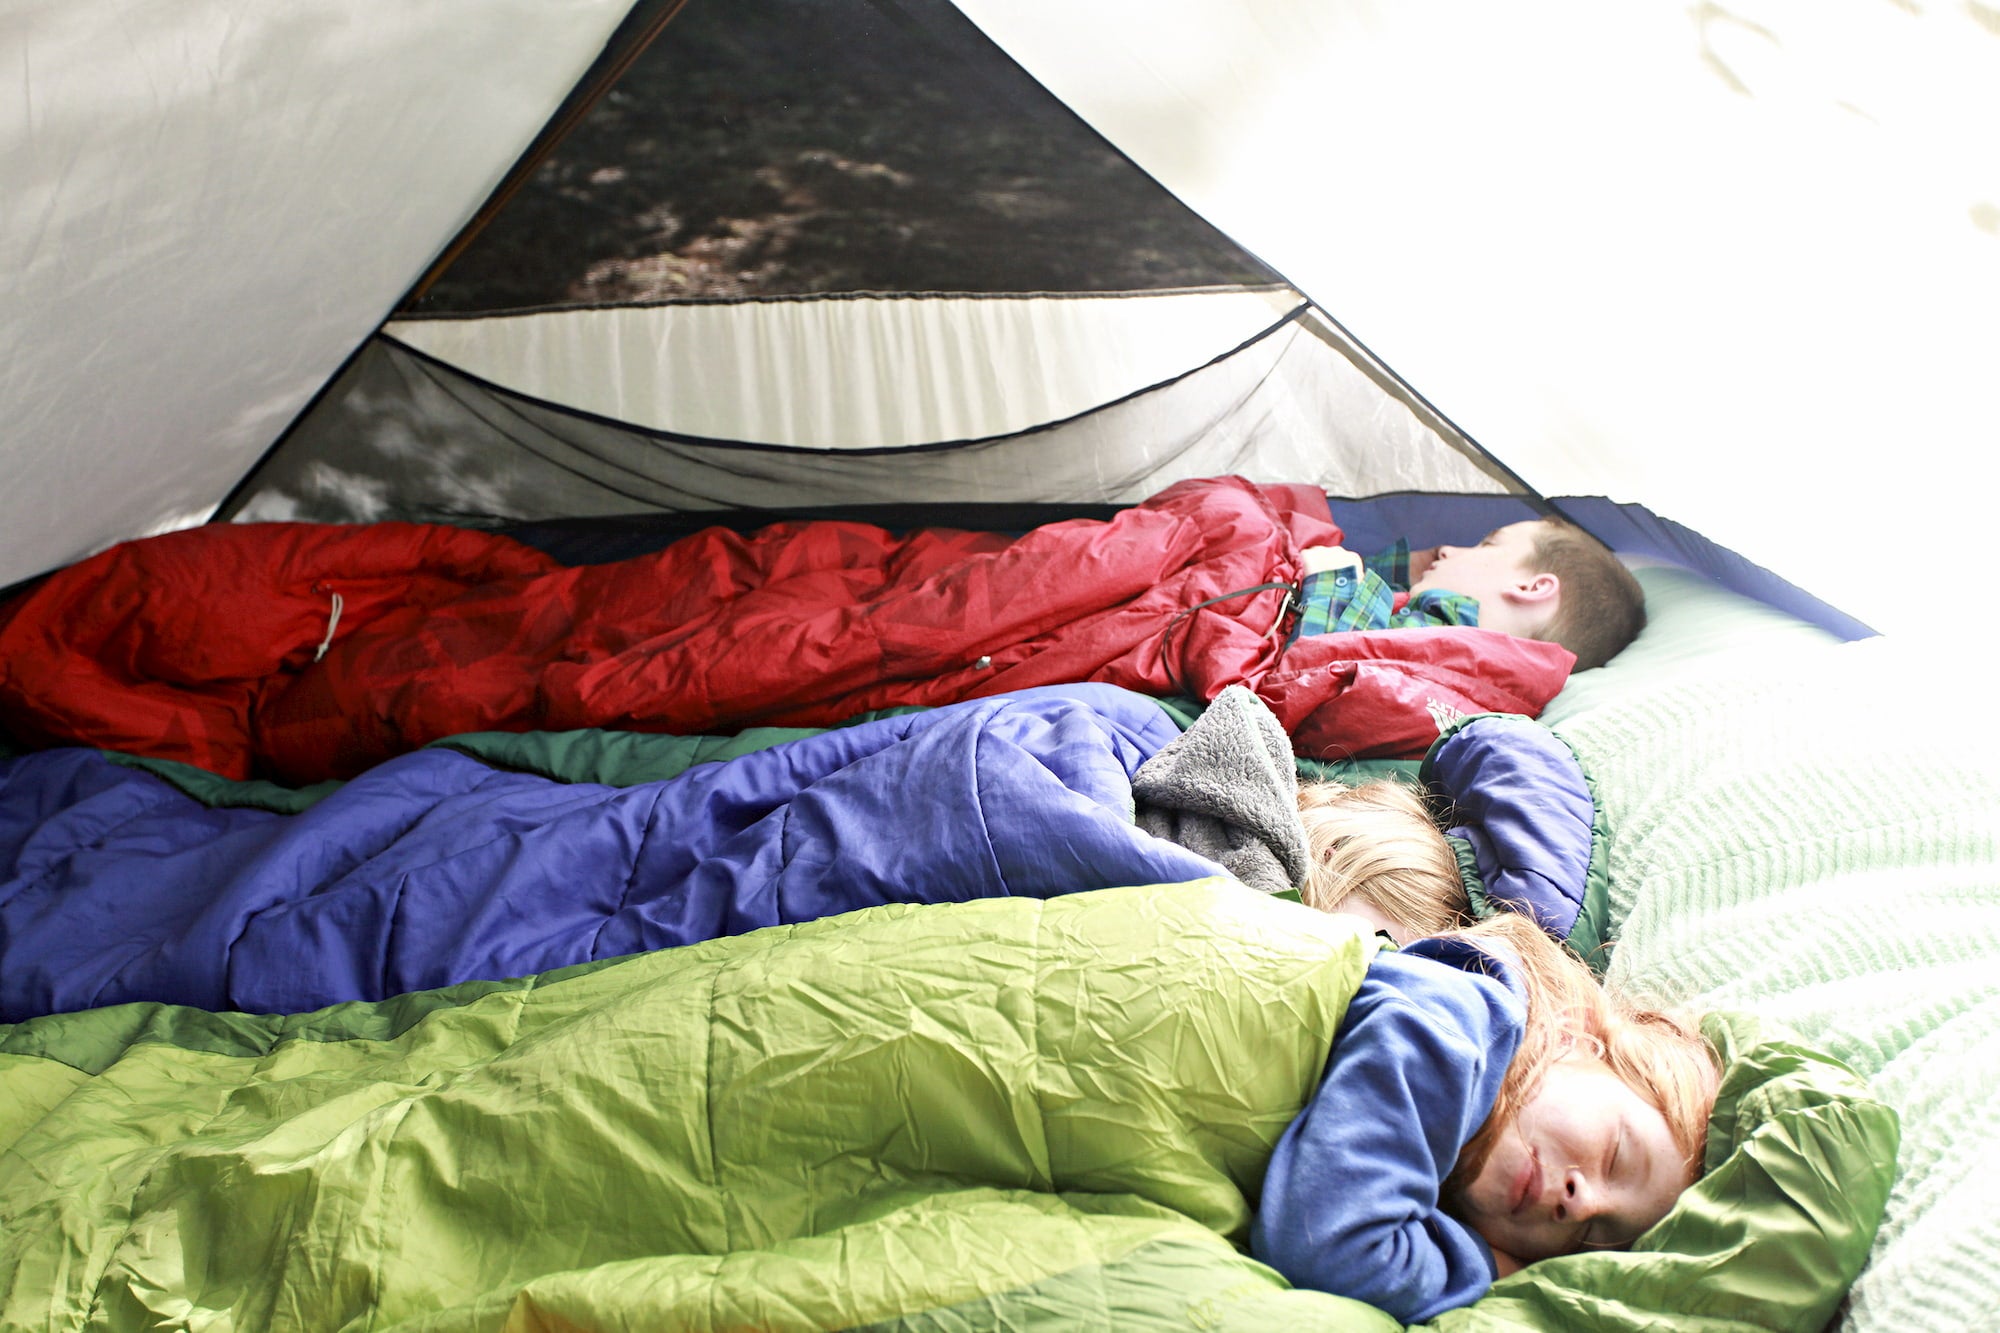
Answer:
xmin=0 ymin=881 xmax=1898 ymax=1332
xmin=0 ymin=684 xmax=1237 ymax=1020
xmin=0 ymin=475 xmax=1574 ymax=782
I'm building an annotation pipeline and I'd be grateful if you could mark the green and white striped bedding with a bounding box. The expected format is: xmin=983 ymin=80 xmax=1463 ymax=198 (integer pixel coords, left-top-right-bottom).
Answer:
xmin=1547 ymin=565 xmax=2000 ymax=1333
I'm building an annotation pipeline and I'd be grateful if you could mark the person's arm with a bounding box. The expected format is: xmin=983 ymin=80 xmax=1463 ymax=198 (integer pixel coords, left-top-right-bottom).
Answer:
xmin=1300 ymin=545 xmax=1365 ymax=577
xmin=1294 ymin=547 xmax=1398 ymax=636
xmin=1250 ymin=949 xmax=1526 ymax=1323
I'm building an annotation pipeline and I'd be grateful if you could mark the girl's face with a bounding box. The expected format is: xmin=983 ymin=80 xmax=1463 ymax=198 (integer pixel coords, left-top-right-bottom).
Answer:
xmin=1452 ymin=1051 xmax=1693 ymax=1264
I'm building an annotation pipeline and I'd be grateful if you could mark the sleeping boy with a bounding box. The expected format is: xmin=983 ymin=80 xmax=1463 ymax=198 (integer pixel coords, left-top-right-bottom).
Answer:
xmin=1299 ymin=516 xmax=1646 ymax=671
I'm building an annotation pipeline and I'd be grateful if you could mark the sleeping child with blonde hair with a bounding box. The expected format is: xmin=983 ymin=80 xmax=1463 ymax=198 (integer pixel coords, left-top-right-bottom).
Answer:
xmin=1296 ymin=776 xmax=1468 ymax=942
xmin=1253 ymin=909 xmax=1720 ymax=1321
xmin=1136 ymin=687 xmax=1718 ymax=1318
xmin=1131 ymin=680 xmax=1474 ymax=943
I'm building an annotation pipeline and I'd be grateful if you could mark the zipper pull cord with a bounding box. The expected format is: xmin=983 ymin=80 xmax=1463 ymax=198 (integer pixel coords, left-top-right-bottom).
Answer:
xmin=313 ymin=591 xmax=344 ymax=662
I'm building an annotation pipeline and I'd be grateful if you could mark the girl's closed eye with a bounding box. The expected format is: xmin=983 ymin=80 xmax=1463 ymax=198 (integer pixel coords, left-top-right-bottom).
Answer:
xmin=1449 ymin=990 xmax=1714 ymax=1267
xmin=1578 ymin=1132 xmax=1624 ymax=1251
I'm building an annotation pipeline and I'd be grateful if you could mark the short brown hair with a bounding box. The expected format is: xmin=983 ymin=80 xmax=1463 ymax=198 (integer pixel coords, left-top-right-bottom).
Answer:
xmin=1297 ymin=778 xmax=1470 ymax=938
xmin=1527 ymin=518 xmax=1646 ymax=670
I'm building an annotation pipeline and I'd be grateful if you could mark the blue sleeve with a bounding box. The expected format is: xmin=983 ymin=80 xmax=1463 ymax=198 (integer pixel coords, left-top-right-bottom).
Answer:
xmin=1250 ymin=945 xmax=1527 ymax=1323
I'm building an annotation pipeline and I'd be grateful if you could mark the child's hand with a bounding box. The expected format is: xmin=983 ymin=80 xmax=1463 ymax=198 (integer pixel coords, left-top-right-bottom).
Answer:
xmin=1300 ymin=545 xmax=1362 ymax=576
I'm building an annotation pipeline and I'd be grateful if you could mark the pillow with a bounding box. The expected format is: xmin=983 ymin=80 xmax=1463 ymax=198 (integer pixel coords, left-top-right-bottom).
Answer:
xmin=1546 ymin=630 xmax=2000 ymax=1332
xmin=1539 ymin=563 xmax=1841 ymax=730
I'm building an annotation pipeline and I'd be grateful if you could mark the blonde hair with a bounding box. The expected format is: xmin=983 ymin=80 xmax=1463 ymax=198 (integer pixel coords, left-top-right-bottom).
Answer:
xmin=1440 ymin=913 xmax=1719 ymax=1200
xmin=1297 ymin=779 xmax=1469 ymax=939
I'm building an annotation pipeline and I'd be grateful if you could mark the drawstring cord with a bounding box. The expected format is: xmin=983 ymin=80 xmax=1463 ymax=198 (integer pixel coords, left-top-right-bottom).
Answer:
xmin=1263 ymin=585 xmax=1296 ymax=641
xmin=1158 ymin=580 xmax=1298 ymax=694
xmin=314 ymin=591 xmax=344 ymax=662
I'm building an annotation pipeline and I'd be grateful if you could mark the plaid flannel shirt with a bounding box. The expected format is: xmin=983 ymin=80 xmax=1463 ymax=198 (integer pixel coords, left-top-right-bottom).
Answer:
xmin=1293 ymin=539 xmax=1480 ymax=638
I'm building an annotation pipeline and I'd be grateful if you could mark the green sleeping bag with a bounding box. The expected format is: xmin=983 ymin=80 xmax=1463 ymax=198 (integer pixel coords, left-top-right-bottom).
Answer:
xmin=0 ymin=880 xmax=1893 ymax=1331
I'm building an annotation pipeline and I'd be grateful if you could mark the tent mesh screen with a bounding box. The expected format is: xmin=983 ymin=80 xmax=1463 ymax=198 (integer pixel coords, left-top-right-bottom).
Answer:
xmin=404 ymin=0 xmax=1277 ymax=313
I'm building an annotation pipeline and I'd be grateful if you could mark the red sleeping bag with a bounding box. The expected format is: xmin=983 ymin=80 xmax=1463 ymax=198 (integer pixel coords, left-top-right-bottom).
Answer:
xmin=0 ymin=476 xmax=1574 ymax=783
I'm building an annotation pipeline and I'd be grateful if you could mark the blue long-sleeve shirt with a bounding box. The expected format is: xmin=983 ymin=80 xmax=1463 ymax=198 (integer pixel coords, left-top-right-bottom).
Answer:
xmin=1251 ymin=938 xmax=1526 ymax=1322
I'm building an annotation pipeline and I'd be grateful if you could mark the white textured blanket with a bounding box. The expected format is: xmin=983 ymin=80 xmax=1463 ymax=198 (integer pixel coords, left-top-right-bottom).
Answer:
xmin=1549 ymin=605 xmax=2000 ymax=1333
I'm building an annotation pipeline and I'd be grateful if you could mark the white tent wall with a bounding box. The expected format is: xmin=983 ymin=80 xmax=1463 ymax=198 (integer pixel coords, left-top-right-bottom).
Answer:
xmin=954 ymin=0 xmax=2000 ymax=648
xmin=0 ymin=0 xmax=636 ymax=590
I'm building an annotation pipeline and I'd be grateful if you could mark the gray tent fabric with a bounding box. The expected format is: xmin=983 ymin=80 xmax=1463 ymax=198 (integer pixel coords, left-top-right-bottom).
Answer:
xmin=1134 ymin=685 xmax=1309 ymax=894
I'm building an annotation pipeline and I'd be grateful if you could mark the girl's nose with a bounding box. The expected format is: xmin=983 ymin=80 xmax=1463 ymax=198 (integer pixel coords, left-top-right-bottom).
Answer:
xmin=1553 ymin=1169 xmax=1597 ymax=1223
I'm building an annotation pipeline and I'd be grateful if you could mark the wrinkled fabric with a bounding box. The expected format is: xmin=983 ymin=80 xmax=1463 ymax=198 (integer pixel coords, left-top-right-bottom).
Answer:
xmin=0 ymin=477 xmax=1575 ymax=783
xmin=0 ymin=882 xmax=1379 ymax=1331
xmin=0 ymin=685 xmax=1228 ymax=1019
xmin=0 ymin=885 xmax=1895 ymax=1332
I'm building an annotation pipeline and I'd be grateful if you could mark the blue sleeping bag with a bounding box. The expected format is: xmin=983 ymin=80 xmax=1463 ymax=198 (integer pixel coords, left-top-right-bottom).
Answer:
xmin=0 ymin=685 xmax=1226 ymax=1019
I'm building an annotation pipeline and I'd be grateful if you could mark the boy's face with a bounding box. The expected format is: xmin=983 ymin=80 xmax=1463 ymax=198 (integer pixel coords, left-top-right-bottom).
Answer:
xmin=1408 ymin=521 xmax=1553 ymax=638
xmin=1451 ymin=1052 xmax=1693 ymax=1264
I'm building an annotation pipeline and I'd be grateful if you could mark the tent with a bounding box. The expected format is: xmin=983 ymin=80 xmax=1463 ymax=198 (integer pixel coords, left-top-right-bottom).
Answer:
xmin=11 ymin=0 xmax=1995 ymax=648
xmin=5 ymin=2 xmax=1998 ymax=1330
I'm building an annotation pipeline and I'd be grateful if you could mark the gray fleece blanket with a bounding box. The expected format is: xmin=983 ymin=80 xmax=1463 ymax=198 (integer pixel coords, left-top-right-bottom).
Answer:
xmin=1134 ymin=685 xmax=1310 ymax=893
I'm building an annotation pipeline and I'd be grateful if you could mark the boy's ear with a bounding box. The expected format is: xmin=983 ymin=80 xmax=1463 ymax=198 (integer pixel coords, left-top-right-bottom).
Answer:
xmin=1504 ymin=571 xmax=1560 ymax=606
